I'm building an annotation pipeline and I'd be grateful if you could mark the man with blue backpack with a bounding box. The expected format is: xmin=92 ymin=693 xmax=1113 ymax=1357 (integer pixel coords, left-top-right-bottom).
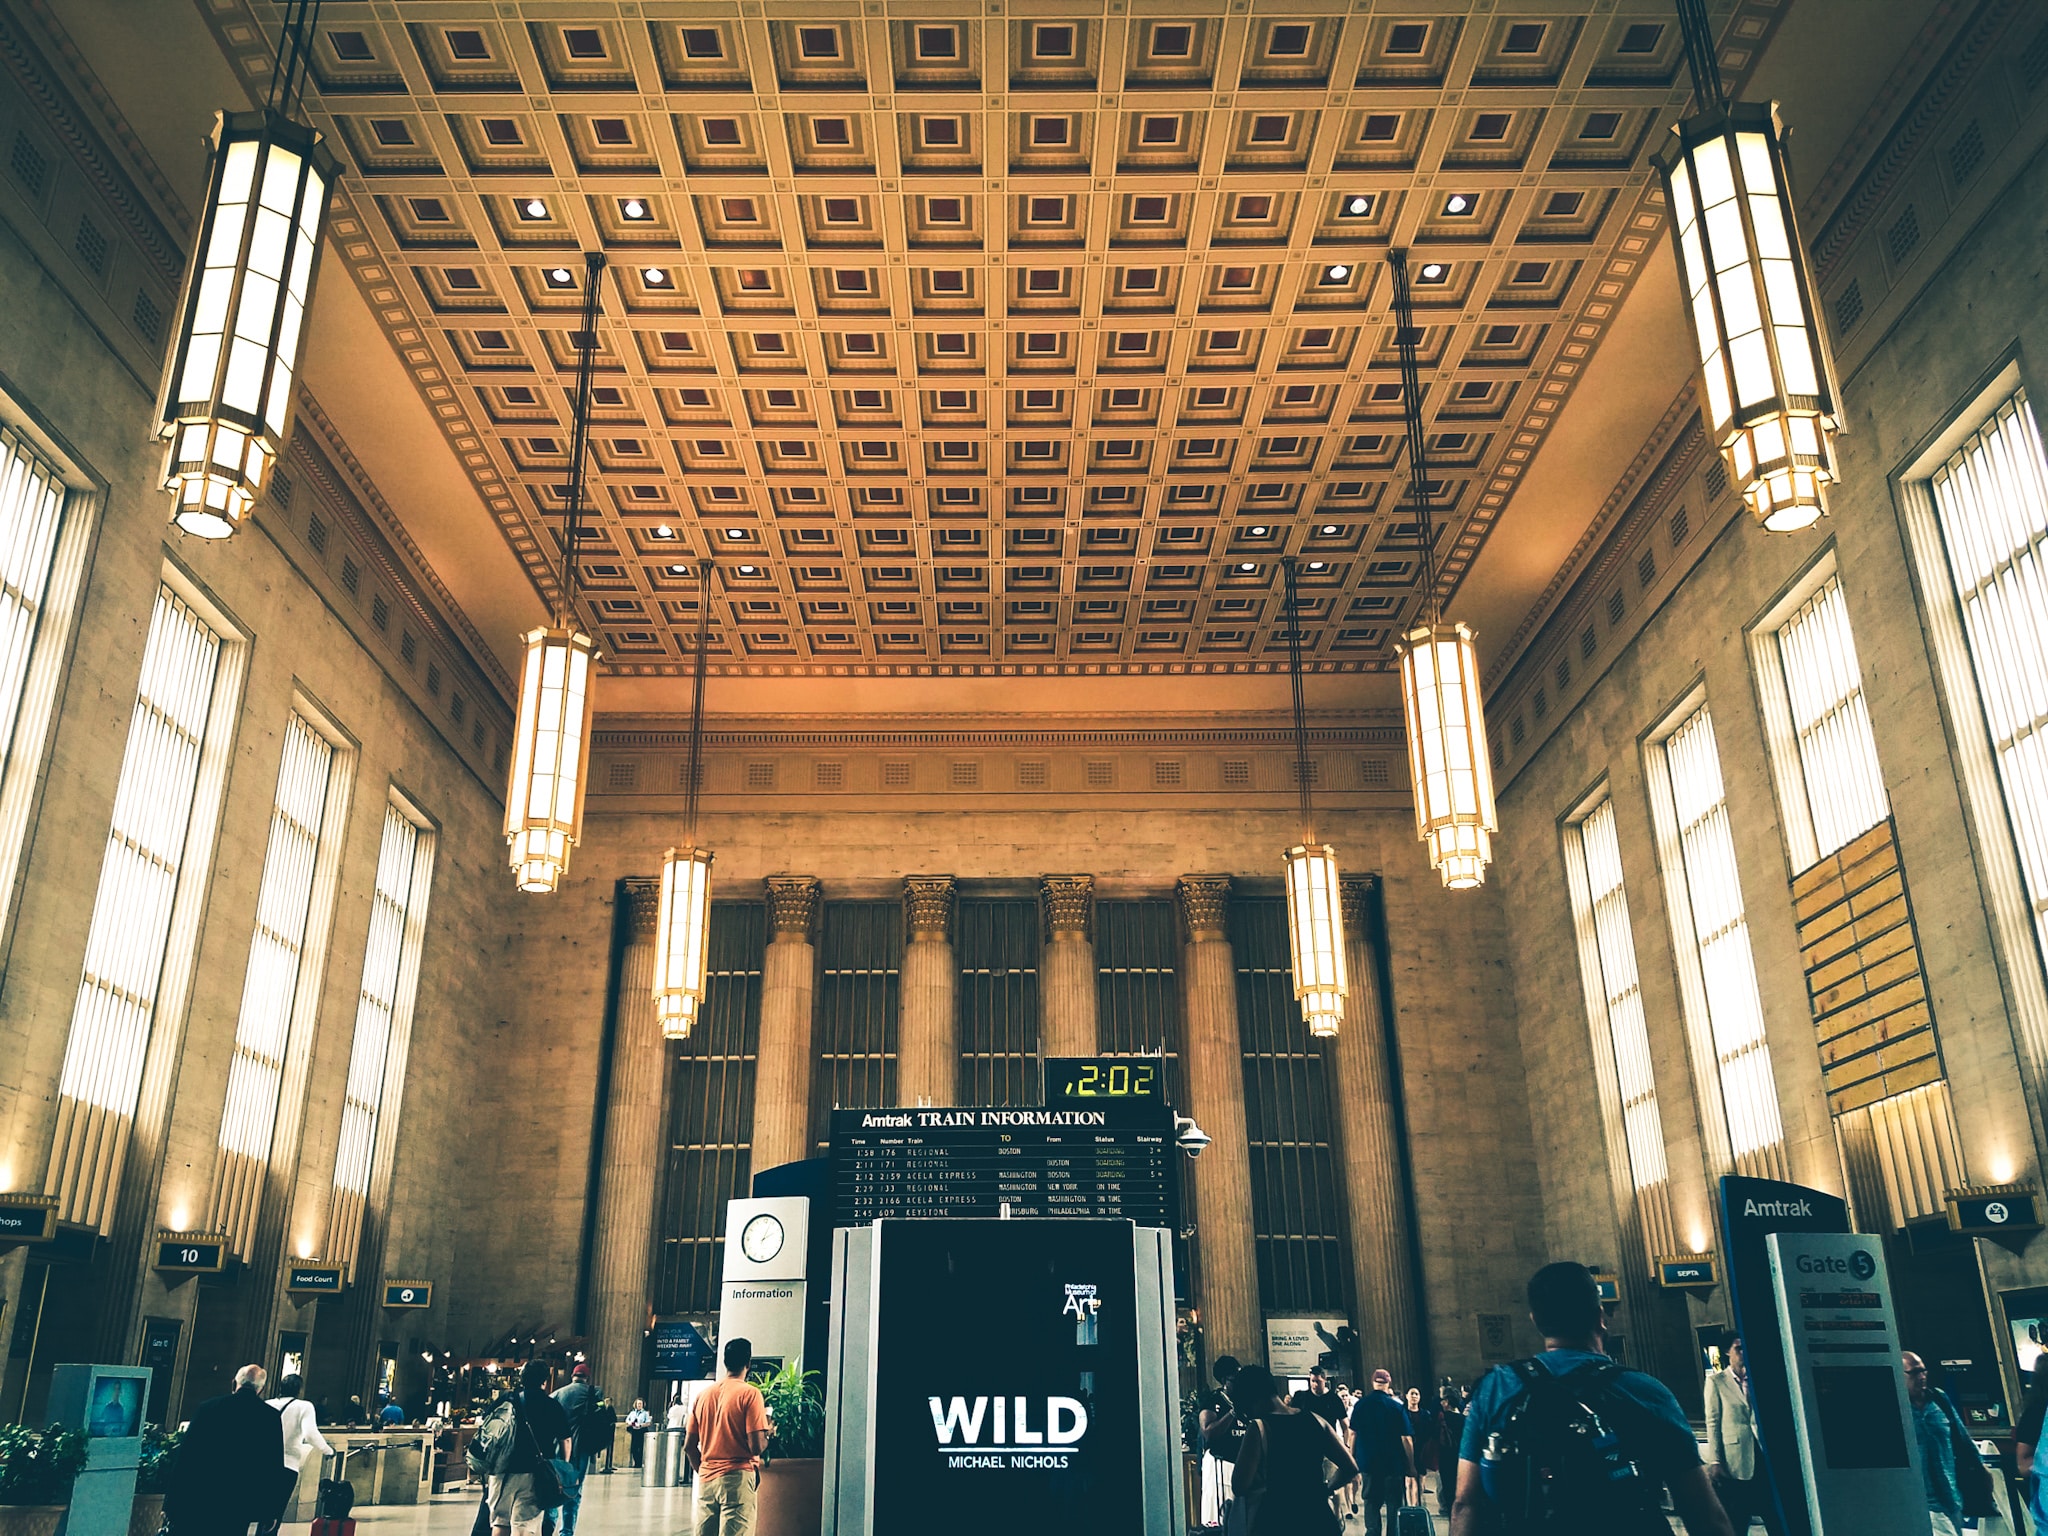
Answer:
xmin=1450 ymin=1262 xmax=1736 ymax=1536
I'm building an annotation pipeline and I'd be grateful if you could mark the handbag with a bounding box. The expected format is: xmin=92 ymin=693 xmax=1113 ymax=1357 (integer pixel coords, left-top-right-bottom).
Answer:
xmin=1936 ymin=1391 xmax=1998 ymax=1520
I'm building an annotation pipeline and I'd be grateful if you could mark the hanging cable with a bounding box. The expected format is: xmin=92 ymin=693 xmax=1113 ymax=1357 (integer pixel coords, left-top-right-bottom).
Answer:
xmin=1283 ymin=555 xmax=1315 ymax=845
xmin=683 ymin=560 xmax=713 ymax=845
xmin=558 ymin=250 xmax=608 ymax=628
xmin=1388 ymin=249 xmax=1441 ymax=625
xmin=1674 ymin=0 xmax=1726 ymax=111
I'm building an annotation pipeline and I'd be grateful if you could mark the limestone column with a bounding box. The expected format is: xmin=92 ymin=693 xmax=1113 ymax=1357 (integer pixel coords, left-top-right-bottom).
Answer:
xmin=1326 ymin=875 xmax=1426 ymax=1391
xmin=1039 ymin=875 xmax=1099 ymax=1060
xmin=1177 ymin=875 xmax=1263 ymax=1369
xmin=587 ymin=880 xmax=668 ymax=1404
xmin=749 ymin=877 xmax=821 ymax=1174
xmin=897 ymin=877 xmax=959 ymax=1107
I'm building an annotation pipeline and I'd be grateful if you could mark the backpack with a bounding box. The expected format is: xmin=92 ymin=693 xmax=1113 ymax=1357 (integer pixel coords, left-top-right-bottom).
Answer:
xmin=467 ymin=1397 xmax=521 ymax=1478
xmin=1479 ymin=1359 xmax=1665 ymax=1535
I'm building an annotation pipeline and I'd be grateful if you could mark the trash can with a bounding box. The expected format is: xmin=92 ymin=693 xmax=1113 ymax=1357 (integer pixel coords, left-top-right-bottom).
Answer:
xmin=643 ymin=1427 xmax=683 ymax=1488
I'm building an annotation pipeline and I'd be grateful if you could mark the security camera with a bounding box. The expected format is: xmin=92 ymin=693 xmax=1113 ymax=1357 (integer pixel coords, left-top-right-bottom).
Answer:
xmin=1175 ymin=1115 xmax=1212 ymax=1158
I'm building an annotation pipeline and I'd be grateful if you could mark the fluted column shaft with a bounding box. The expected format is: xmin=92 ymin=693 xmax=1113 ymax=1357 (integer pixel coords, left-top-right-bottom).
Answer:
xmin=1327 ymin=876 xmax=1426 ymax=1391
xmin=898 ymin=877 xmax=958 ymax=1107
xmin=1177 ymin=875 xmax=1262 ymax=1369
xmin=1039 ymin=875 xmax=1099 ymax=1060
xmin=588 ymin=881 xmax=669 ymax=1404
xmin=750 ymin=877 xmax=821 ymax=1174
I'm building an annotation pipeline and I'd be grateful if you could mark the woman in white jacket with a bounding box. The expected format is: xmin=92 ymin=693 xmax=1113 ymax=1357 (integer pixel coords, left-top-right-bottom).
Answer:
xmin=268 ymin=1375 xmax=335 ymax=1507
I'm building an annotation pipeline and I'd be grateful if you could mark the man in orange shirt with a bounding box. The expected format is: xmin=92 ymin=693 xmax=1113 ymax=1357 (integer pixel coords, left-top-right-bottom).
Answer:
xmin=685 ymin=1337 xmax=772 ymax=1536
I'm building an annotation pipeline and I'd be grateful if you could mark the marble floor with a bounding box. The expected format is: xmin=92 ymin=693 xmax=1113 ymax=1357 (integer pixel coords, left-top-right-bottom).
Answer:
xmin=304 ymin=1468 xmax=1711 ymax=1535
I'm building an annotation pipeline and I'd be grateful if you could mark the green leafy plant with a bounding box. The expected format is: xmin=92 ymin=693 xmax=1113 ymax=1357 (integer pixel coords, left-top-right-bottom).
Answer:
xmin=135 ymin=1424 xmax=183 ymax=1496
xmin=758 ymin=1363 xmax=825 ymax=1463
xmin=0 ymin=1424 xmax=89 ymax=1506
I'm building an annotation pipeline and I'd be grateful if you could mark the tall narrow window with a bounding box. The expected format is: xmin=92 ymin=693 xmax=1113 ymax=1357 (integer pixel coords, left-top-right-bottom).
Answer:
xmin=1563 ymin=798 xmax=1677 ymax=1260
xmin=49 ymin=587 xmax=225 ymax=1230
xmin=1928 ymin=388 xmax=2048 ymax=972
xmin=1650 ymin=701 xmax=1787 ymax=1178
xmin=956 ymin=897 xmax=1039 ymax=1106
xmin=211 ymin=714 xmax=342 ymax=1257
xmin=0 ymin=428 xmax=67 ymax=774
xmin=327 ymin=800 xmax=435 ymax=1267
xmin=1768 ymin=573 xmax=1889 ymax=866
xmin=808 ymin=900 xmax=901 ymax=1148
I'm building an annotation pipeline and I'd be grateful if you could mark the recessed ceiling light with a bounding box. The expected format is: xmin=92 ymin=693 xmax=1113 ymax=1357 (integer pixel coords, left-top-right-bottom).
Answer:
xmin=1307 ymin=561 xmax=1328 ymax=571
xmin=725 ymin=528 xmax=748 ymax=539
xmin=643 ymin=267 xmax=670 ymax=286
xmin=1249 ymin=526 xmax=1270 ymax=536
xmin=1238 ymin=562 xmax=1258 ymax=572
xmin=666 ymin=564 xmax=687 ymax=575
xmin=654 ymin=525 xmax=676 ymax=539
xmin=1443 ymin=193 xmax=1472 ymax=215
xmin=622 ymin=198 xmax=648 ymax=219
xmin=522 ymin=198 xmax=549 ymax=219
xmin=1320 ymin=524 xmax=1339 ymax=535
xmin=1421 ymin=263 xmax=1446 ymax=280
xmin=545 ymin=267 xmax=574 ymax=287
xmin=1325 ymin=263 xmax=1350 ymax=280
xmin=1345 ymin=194 xmax=1371 ymax=215
xmin=737 ymin=564 xmax=758 ymax=575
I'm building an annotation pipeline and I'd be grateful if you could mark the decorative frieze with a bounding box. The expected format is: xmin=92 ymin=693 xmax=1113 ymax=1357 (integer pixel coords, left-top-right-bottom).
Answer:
xmin=622 ymin=877 xmax=661 ymax=939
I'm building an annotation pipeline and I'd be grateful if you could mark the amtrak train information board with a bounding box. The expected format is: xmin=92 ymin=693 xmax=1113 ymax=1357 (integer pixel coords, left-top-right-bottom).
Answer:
xmin=829 ymin=1103 xmax=1174 ymax=1228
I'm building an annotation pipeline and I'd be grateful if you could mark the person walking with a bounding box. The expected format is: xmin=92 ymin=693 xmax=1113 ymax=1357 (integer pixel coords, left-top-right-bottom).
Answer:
xmin=1226 ymin=1364 xmax=1357 ymax=1536
xmin=266 ymin=1373 xmax=332 ymax=1524
xmin=1450 ymin=1262 xmax=1733 ymax=1536
xmin=487 ymin=1360 xmax=574 ymax=1536
xmin=1704 ymin=1335 xmax=1781 ymax=1534
xmin=1198 ymin=1354 xmax=1244 ymax=1530
xmin=685 ymin=1337 xmax=770 ymax=1536
xmin=1435 ymin=1386 xmax=1465 ymax=1520
xmin=625 ymin=1399 xmax=653 ymax=1469
xmin=1904 ymin=1351 xmax=1990 ymax=1536
xmin=1348 ymin=1369 xmax=1416 ymax=1536
xmin=552 ymin=1363 xmax=598 ymax=1534
xmin=1405 ymin=1385 xmax=1442 ymax=1514
xmin=165 ymin=1365 xmax=287 ymax=1536
xmin=1292 ymin=1368 xmax=1354 ymax=1522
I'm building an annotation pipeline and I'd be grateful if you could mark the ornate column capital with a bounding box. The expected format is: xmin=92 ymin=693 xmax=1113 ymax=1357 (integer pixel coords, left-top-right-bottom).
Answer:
xmin=622 ymin=877 xmax=662 ymax=938
xmin=764 ymin=875 xmax=821 ymax=941
xmin=1040 ymin=874 xmax=1095 ymax=943
xmin=903 ymin=874 xmax=957 ymax=944
xmin=1177 ymin=874 xmax=1233 ymax=942
xmin=1340 ymin=874 xmax=1379 ymax=927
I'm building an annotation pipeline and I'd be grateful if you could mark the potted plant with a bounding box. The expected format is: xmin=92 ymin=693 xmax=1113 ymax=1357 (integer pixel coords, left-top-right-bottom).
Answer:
xmin=0 ymin=1424 xmax=88 ymax=1536
xmin=754 ymin=1364 xmax=825 ymax=1536
xmin=130 ymin=1425 xmax=181 ymax=1536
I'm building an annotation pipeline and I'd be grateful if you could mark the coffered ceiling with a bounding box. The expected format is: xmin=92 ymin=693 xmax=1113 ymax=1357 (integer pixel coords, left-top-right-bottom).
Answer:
xmin=158 ymin=0 xmax=1801 ymax=688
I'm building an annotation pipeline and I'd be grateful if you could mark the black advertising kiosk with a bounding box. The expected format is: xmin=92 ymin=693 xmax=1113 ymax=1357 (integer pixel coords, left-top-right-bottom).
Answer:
xmin=820 ymin=1061 xmax=1186 ymax=1536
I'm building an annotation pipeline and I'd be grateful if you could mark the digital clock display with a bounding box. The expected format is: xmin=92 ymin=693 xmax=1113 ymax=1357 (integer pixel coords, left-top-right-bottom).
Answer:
xmin=1044 ymin=1057 xmax=1164 ymax=1102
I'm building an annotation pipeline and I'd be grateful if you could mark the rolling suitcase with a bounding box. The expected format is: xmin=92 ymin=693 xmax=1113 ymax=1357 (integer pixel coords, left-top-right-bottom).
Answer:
xmin=1395 ymin=1506 xmax=1436 ymax=1536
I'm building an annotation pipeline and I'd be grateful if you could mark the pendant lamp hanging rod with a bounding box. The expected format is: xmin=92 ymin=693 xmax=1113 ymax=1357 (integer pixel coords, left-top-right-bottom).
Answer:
xmin=265 ymin=0 xmax=325 ymax=123
xmin=1388 ymin=249 xmax=1440 ymax=624
xmin=1283 ymin=554 xmax=1315 ymax=846
xmin=558 ymin=250 xmax=607 ymax=628
xmin=1674 ymin=0 xmax=1726 ymax=111
xmin=683 ymin=559 xmax=713 ymax=842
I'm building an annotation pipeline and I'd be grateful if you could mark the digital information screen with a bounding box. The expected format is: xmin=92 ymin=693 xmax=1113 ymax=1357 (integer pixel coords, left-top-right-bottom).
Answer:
xmin=871 ymin=1220 xmax=1144 ymax=1536
xmin=830 ymin=1103 xmax=1174 ymax=1229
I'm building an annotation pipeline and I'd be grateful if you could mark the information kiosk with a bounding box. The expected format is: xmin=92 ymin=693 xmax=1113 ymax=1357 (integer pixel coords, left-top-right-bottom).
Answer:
xmin=820 ymin=1059 xmax=1185 ymax=1536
